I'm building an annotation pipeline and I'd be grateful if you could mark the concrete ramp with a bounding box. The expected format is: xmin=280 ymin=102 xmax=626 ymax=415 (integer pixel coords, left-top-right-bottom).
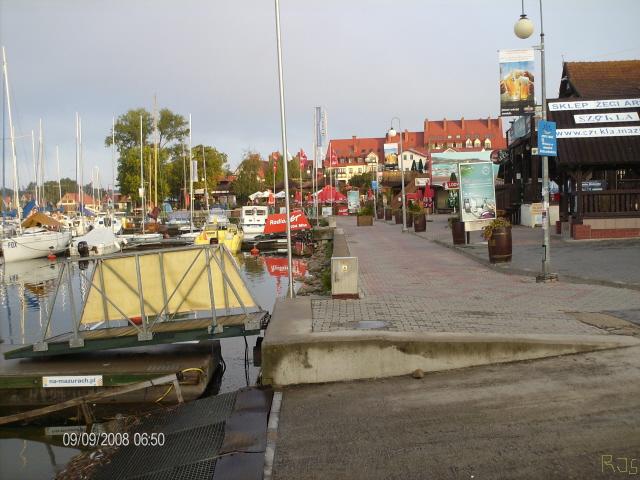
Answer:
xmin=262 ymin=298 xmax=640 ymax=386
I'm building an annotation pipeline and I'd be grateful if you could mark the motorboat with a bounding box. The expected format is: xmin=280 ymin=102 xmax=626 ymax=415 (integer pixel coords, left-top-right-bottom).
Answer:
xmin=70 ymin=227 xmax=125 ymax=256
xmin=195 ymin=223 xmax=243 ymax=253
xmin=239 ymin=205 xmax=268 ymax=240
xmin=206 ymin=208 xmax=230 ymax=228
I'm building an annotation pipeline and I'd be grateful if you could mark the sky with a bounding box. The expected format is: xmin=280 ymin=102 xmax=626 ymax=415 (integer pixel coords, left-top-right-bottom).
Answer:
xmin=1 ymin=0 xmax=639 ymax=189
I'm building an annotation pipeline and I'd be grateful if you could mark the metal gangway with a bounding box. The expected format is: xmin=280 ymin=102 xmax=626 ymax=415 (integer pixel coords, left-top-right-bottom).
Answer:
xmin=4 ymin=244 xmax=268 ymax=359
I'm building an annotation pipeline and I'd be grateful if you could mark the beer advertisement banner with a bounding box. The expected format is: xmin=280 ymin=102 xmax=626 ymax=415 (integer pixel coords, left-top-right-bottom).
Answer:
xmin=458 ymin=162 xmax=497 ymax=223
xmin=499 ymin=49 xmax=535 ymax=116
xmin=383 ymin=143 xmax=398 ymax=167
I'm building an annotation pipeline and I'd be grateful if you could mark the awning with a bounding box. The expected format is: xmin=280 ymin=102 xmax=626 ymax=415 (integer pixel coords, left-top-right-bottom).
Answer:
xmin=21 ymin=212 xmax=62 ymax=229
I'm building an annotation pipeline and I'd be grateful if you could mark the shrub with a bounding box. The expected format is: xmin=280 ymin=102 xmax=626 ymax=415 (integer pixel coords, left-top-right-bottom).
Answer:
xmin=482 ymin=217 xmax=512 ymax=240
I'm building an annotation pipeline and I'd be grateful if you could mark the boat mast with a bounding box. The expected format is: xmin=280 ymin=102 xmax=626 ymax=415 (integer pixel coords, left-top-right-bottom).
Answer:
xmin=139 ymin=114 xmax=145 ymax=234
xmin=188 ymin=114 xmax=193 ymax=233
xmin=31 ymin=129 xmax=37 ymax=206
xmin=202 ymin=144 xmax=209 ymax=211
xmin=153 ymin=94 xmax=158 ymax=208
xmin=111 ymin=116 xmax=115 ymax=213
xmin=1 ymin=56 xmax=5 ymax=225
xmin=79 ymin=115 xmax=85 ymax=225
xmin=75 ymin=113 xmax=80 ymax=220
xmin=182 ymin=143 xmax=186 ymax=210
xmin=56 ymin=145 xmax=62 ymax=206
xmin=38 ymin=119 xmax=44 ymax=208
xmin=1 ymin=47 xmax=20 ymax=224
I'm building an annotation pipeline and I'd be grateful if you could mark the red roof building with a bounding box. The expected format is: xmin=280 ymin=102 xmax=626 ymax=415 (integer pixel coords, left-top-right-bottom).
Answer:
xmin=325 ymin=117 xmax=507 ymax=170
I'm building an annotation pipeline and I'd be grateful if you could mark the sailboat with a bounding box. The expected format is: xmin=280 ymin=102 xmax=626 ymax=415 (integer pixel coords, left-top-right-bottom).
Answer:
xmin=0 ymin=47 xmax=71 ymax=262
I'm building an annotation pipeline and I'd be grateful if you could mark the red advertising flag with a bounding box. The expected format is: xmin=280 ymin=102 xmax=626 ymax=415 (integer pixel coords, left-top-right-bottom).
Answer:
xmin=299 ymin=149 xmax=308 ymax=169
xmin=263 ymin=209 xmax=312 ymax=234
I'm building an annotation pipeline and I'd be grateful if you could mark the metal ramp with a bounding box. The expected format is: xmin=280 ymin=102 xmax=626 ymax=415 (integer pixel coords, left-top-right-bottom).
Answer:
xmin=4 ymin=245 xmax=268 ymax=360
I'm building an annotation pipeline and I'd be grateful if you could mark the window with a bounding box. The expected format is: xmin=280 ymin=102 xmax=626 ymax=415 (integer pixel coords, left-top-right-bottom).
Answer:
xmin=403 ymin=154 xmax=408 ymax=160
xmin=358 ymin=167 xmax=363 ymax=173
xmin=456 ymin=134 xmax=460 ymax=138
xmin=474 ymin=139 xmax=481 ymax=148
xmin=456 ymin=143 xmax=463 ymax=149
xmin=484 ymin=139 xmax=492 ymax=149
xmin=465 ymin=139 xmax=472 ymax=148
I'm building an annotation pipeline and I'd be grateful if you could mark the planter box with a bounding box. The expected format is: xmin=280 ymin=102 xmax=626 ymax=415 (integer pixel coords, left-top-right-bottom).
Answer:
xmin=394 ymin=211 xmax=403 ymax=224
xmin=376 ymin=208 xmax=384 ymax=220
xmin=384 ymin=209 xmax=392 ymax=221
xmin=451 ymin=221 xmax=466 ymax=244
xmin=487 ymin=226 xmax=512 ymax=263
xmin=414 ymin=213 xmax=426 ymax=232
xmin=406 ymin=213 xmax=413 ymax=228
xmin=357 ymin=215 xmax=373 ymax=226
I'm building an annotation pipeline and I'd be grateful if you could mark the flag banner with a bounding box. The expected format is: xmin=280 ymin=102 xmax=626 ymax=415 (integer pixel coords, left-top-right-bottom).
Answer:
xmin=499 ymin=49 xmax=535 ymax=116
xmin=383 ymin=143 xmax=398 ymax=167
xmin=191 ymin=160 xmax=198 ymax=182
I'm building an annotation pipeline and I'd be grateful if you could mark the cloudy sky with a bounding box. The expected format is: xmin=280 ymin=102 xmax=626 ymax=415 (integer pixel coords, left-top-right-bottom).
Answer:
xmin=1 ymin=0 xmax=639 ymax=189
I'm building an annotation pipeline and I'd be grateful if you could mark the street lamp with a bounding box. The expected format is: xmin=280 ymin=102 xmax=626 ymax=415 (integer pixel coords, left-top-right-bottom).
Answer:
xmin=388 ymin=118 xmax=407 ymax=232
xmin=514 ymin=0 xmax=557 ymax=282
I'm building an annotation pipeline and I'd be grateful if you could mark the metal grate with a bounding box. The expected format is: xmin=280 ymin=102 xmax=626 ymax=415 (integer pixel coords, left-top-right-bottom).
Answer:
xmin=93 ymin=392 xmax=237 ymax=480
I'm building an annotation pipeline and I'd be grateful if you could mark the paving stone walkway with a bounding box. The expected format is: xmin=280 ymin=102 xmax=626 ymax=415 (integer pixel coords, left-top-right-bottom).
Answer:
xmin=311 ymin=217 xmax=640 ymax=336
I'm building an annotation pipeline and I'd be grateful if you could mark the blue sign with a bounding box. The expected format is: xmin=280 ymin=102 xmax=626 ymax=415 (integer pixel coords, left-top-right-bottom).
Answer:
xmin=537 ymin=120 xmax=557 ymax=156
xmin=371 ymin=180 xmax=379 ymax=191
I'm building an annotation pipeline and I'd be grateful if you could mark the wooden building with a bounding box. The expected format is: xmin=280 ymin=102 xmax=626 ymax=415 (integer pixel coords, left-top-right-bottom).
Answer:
xmin=501 ymin=60 xmax=640 ymax=238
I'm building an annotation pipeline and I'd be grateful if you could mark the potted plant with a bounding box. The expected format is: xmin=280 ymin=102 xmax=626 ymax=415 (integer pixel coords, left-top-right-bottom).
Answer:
xmin=483 ymin=217 xmax=512 ymax=263
xmin=410 ymin=204 xmax=426 ymax=232
xmin=448 ymin=216 xmax=466 ymax=245
xmin=356 ymin=203 xmax=374 ymax=226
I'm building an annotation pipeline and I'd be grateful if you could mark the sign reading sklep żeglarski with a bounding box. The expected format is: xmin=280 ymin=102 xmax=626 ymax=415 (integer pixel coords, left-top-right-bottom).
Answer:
xmin=549 ymin=98 xmax=640 ymax=111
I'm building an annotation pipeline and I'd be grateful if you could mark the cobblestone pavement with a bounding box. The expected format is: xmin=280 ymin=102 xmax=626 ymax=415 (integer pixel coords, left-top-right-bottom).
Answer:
xmin=414 ymin=213 xmax=640 ymax=287
xmin=311 ymin=217 xmax=640 ymax=335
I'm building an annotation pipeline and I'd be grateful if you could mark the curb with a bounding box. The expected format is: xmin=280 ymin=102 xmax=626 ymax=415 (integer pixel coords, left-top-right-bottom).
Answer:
xmin=407 ymin=229 xmax=640 ymax=292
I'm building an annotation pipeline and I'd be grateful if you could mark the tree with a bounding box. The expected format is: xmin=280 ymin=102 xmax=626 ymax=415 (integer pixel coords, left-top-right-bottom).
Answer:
xmin=233 ymin=151 xmax=265 ymax=203
xmin=417 ymin=159 xmax=424 ymax=173
xmin=348 ymin=172 xmax=375 ymax=190
xmin=105 ymin=108 xmax=190 ymax=202
xmin=266 ymin=152 xmax=303 ymax=189
xmin=410 ymin=160 xmax=417 ymax=171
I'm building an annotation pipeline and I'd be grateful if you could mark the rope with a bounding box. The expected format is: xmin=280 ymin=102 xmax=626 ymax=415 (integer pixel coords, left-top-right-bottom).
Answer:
xmin=154 ymin=367 xmax=206 ymax=403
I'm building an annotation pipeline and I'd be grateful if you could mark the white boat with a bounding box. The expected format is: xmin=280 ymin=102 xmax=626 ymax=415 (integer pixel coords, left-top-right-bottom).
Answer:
xmin=92 ymin=215 xmax=122 ymax=234
xmin=70 ymin=226 xmax=124 ymax=256
xmin=1 ymin=227 xmax=71 ymax=262
xmin=240 ymin=206 xmax=268 ymax=240
xmin=118 ymin=232 xmax=163 ymax=248
xmin=206 ymin=208 xmax=229 ymax=227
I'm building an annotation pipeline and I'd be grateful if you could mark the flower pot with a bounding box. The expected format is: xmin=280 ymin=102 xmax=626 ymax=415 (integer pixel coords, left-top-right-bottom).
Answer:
xmin=487 ymin=226 xmax=512 ymax=263
xmin=406 ymin=213 xmax=413 ymax=228
xmin=384 ymin=208 xmax=392 ymax=221
xmin=451 ymin=221 xmax=466 ymax=245
xmin=413 ymin=213 xmax=426 ymax=232
xmin=357 ymin=215 xmax=373 ymax=226
xmin=394 ymin=211 xmax=402 ymax=224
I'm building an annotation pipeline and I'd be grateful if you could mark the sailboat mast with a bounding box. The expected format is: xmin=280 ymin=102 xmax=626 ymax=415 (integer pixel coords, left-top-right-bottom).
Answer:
xmin=1 ymin=60 xmax=4 ymax=224
xmin=202 ymin=144 xmax=209 ymax=211
xmin=31 ymin=130 xmax=37 ymax=206
xmin=111 ymin=116 xmax=115 ymax=212
xmin=140 ymin=114 xmax=145 ymax=234
xmin=188 ymin=114 xmax=193 ymax=233
xmin=153 ymin=95 xmax=158 ymax=208
xmin=1 ymin=46 xmax=19 ymax=223
xmin=38 ymin=119 xmax=44 ymax=207
xmin=79 ymin=116 xmax=84 ymax=223
xmin=56 ymin=145 xmax=62 ymax=205
xmin=182 ymin=144 xmax=186 ymax=210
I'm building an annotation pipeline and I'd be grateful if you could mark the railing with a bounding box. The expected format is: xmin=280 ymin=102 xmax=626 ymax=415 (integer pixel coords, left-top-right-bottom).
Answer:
xmin=577 ymin=189 xmax=640 ymax=218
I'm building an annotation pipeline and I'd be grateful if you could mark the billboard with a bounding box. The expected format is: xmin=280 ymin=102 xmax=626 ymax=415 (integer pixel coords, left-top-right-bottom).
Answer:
xmin=458 ymin=162 xmax=497 ymax=223
xmin=347 ymin=190 xmax=360 ymax=213
xmin=431 ymin=162 xmax=458 ymax=185
xmin=383 ymin=143 xmax=398 ymax=166
xmin=499 ymin=49 xmax=535 ymax=116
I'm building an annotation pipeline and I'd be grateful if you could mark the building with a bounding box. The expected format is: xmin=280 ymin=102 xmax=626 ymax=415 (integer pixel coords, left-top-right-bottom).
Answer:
xmin=57 ymin=192 xmax=97 ymax=212
xmin=325 ymin=117 xmax=506 ymax=183
xmin=501 ymin=60 xmax=640 ymax=239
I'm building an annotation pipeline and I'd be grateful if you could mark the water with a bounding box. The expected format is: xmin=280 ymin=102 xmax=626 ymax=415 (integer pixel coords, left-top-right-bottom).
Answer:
xmin=0 ymin=251 xmax=306 ymax=479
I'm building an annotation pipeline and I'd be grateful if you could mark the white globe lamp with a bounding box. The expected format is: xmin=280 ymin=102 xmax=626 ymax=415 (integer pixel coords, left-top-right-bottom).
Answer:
xmin=514 ymin=15 xmax=534 ymax=39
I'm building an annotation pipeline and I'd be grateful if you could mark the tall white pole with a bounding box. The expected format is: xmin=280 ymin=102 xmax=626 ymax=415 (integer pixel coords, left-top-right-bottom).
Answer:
xmin=38 ymin=119 xmax=44 ymax=206
xmin=202 ymin=144 xmax=209 ymax=211
xmin=140 ymin=114 xmax=145 ymax=234
xmin=75 ymin=113 xmax=80 ymax=217
xmin=111 ymin=116 xmax=116 ymax=211
xmin=274 ymin=0 xmax=294 ymax=298
xmin=56 ymin=145 xmax=61 ymax=205
xmin=2 ymin=46 xmax=20 ymax=223
xmin=79 ymin=116 xmax=85 ymax=223
xmin=189 ymin=114 xmax=193 ymax=233
xmin=31 ymin=130 xmax=37 ymax=206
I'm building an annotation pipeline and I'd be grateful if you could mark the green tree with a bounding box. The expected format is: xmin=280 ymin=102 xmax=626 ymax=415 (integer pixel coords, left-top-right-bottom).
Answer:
xmin=348 ymin=172 xmax=375 ymax=190
xmin=410 ymin=160 xmax=417 ymax=171
xmin=192 ymin=145 xmax=228 ymax=193
xmin=233 ymin=151 xmax=265 ymax=203
xmin=266 ymin=152 xmax=303 ymax=189
xmin=105 ymin=108 xmax=190 ymax=202
xmin=417 ymin=159 xmax=424 ymax=173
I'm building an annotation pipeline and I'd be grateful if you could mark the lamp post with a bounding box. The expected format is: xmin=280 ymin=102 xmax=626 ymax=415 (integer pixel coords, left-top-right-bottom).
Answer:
xmin=514 ymin=0 xmax=556 ymax=282
xmin=388 ymin=118 xmax=407 ymax=232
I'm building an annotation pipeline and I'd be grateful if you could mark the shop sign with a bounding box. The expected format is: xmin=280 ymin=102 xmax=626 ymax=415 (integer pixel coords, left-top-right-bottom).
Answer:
xmin=43 ymin=375 xmax=103 ymax=388
xmin=581 ymin=180 xmax=607 ymax=192
xmin=443 ymin=181 xmax=459 ymax=190
xmin=415 ymin=178 xmax=430 ymax=187
xmin=574 ymin=112 xmax=639 ymax=123
xmin=537 ymin=120 xmax=557 ymax=156
xmin=549 ymin=98 xmax=640 ymax=111
xmin=556 ymin=126 xmax=640 ymax=138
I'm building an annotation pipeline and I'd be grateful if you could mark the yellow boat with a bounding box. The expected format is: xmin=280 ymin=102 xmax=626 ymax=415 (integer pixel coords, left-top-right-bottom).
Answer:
xmin=194 ymin=223 xmax=243 ymax=254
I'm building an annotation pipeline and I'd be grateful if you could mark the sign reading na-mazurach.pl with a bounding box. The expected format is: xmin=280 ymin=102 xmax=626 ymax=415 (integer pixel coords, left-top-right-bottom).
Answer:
xmin=537 ymin=119 xmax=557 ymax=157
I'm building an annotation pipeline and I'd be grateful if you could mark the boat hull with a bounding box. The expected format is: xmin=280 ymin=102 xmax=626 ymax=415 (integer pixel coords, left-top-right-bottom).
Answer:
xmin=1 ymin=231 xmax=71 ymax=262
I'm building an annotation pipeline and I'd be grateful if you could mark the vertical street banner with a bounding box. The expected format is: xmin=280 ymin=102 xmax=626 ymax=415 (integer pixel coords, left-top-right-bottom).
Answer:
xmin=499 ymin=49 xmax=535 ymax=116
xmin=383 ymin=143 xmax=398 ymax=168
xmin=458 ymin=162 xmax=497 ymax=223
xmin=191 ymin=160 xmax=198 ymax=182
xmin=315 ymin=107 xmax=327 ymax=148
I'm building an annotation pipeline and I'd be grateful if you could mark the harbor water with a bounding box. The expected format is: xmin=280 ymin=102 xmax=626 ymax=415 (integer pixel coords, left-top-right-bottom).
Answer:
xmin=0 ymin=251 xmax=305 ymax=479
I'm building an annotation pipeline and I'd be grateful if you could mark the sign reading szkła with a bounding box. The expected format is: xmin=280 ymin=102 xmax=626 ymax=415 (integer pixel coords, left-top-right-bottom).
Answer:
xmin=549 ymin=98 xmax=640 ymax=111
xmin=574 ymin=112 xmax=639 ymax=123
xmin=556 ymin=126 xmax=640 ymax=138
xmin=458 ymin=162 xmax=497 ymax=223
